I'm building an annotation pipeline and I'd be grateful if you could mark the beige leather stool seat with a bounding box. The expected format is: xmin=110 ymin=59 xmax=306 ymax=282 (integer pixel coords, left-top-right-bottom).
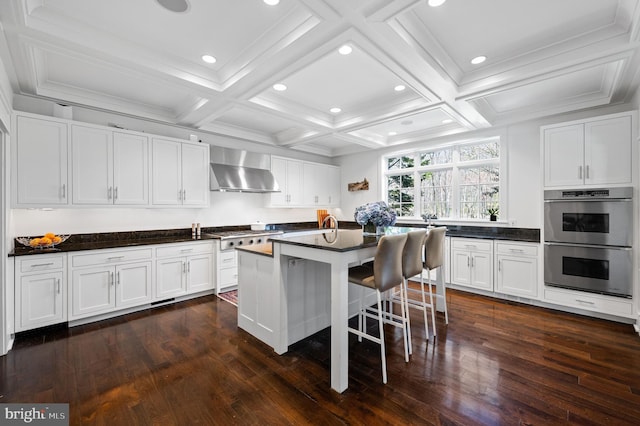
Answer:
xmin=348 ymin=233 xmax=409 ymax=384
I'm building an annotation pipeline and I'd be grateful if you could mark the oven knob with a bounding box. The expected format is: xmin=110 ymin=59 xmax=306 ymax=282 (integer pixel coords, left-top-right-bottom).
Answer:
xmin=237 ymin=240 xmax=243 ymax=245
xmin=228 ymin=241 xmax=234 ymax=247
xmin=257 ymin=238 xmax=263 ymax=243
xmin=249 ymin=239 xmax=254 ymax=244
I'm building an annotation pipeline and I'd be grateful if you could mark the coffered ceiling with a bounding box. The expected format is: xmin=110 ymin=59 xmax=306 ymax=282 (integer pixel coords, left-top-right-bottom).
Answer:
xmin=0 ymin=0 xmax=639 ymax=156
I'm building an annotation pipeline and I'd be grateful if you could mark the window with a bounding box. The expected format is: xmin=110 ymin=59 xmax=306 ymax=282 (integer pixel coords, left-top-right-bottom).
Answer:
xmin=385 ymin=139 xmax=502 ymax=220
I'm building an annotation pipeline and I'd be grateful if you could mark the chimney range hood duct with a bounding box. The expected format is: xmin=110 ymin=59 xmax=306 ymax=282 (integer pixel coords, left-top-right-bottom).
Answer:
xmin=209 ymin=146 xmax=280 ymax=193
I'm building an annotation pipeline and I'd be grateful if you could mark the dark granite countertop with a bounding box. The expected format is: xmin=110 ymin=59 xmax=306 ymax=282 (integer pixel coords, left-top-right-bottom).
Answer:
xmin=9 ymin=221 xmax=539 ymax=257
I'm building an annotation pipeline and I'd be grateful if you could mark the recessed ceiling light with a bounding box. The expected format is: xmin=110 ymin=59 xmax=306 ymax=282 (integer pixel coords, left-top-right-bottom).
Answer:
xmin=338 ymin=45 xmax=353 ymax=55
xmin=157 ymin=0 xmax=190 ymax=13
xmin=330 ymin=107 xmax=342 ymax=113
xmin=202 ymin=55 xmax=216 ymax=64
xmin=394 ymin=85 xmax=406 ymax=92
xmin=263 ymin=0 xmax=280 ymax=5
xmin=273 ymin=83 xmax=287 ymax=91
xmin=471 ymin=55 xmax=486 ymax=65
xmin=388 ymin=131 xmax=397 ymax=136
xmin=442 ymin=119 xmax=453 ymax=124
xmin=428 ymin=0 xmax=446 ymax=7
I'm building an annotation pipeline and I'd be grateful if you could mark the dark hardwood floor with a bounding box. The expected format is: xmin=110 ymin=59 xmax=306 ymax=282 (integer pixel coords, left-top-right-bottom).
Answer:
xmin=2 ymin=287 xmax=640 ymax=425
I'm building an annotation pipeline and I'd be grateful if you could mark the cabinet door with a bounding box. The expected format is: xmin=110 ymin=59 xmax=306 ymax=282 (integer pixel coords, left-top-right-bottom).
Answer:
xmin=584 ymin=116 xmax=632 ymax=185
xmin=470 ymin=252 xmax=493 ymax=291
xmin=71 ymin=267 xmax=115 ymax=318
xmin=113 ymin=132 xmax=149 ymax=205
xmin=116 ymin=262 xmax=152 ymax=308
xmin=496 ymin=254 xmax=538 ymax=298
xmin=451 ymin=249 xmax=471 ymax=286
xmin=17 ymin=271 xmax=65 ymax=331
xmin=186 ymin=254 xmax=213 ymax=293
xmin=543 ymin=124 xmax=584 ymax=187
xmin=152 ymin=138 xmax=182 ymax=205
xmin=303 ymin=162 xmax=322 ymax=205
xmin=181 ymin=143 xmax=209 ymax=206
xmin=156 ymin=258 xmax=187 ymax=298
xmin=287 ymin=159 xmax=304 ymax=205
xmin=326 ymin=165 xmax=341 ymax=206
xmin=15 ymin=116 xmax=69 ymax=205
xmin=72 ymin=125 xmax=112 ymax=204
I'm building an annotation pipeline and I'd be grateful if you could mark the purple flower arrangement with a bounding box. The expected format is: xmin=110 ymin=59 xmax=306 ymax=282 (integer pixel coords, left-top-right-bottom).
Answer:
xmin=354 ymin=201 xmax=397 ymax=227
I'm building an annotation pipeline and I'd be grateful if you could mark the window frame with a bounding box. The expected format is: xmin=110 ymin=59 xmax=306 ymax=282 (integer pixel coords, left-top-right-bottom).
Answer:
xmin=382 ymin=137 xmax=506 ymax=222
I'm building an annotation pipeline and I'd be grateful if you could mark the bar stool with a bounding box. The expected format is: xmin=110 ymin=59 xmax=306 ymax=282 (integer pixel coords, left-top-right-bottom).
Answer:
xmin=403 ymin=226 xmax=447 ymax=340
xmin=399 ymin=229 xmax=428 ymax=354
xmin=347 ymin=233 xmax=408 ymax=384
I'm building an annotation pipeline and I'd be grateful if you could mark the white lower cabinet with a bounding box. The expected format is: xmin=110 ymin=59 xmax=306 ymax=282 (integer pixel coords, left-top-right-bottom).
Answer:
xmin=69 ymin=248 xmax=153 ymax=320
xmin=495 ymin=241 xmax=539 ymax=299
xmin=544 ymin=286 xmax=634 ymax=318
xmin=15 ymin=254 xmax=67 ymax=332
xmin=155 ymin=242 xmax=213 ymax=299
xmin=451 ymin=238 xmax=493 ymax=291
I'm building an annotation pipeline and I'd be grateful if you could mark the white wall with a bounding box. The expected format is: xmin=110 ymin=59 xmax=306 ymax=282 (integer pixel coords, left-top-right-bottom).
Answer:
xmin=336 ymin=104 xmax=635 ymax=229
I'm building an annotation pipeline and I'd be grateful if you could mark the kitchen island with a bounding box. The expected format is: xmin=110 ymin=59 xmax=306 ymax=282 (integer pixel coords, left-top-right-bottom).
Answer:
xmin=238 ymin=228 xmax=445 ymax=394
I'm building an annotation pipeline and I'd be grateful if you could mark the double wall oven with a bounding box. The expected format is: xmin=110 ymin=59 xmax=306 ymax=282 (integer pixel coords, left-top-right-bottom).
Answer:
xmin=544 ymin=187 xmax=633 ymax=298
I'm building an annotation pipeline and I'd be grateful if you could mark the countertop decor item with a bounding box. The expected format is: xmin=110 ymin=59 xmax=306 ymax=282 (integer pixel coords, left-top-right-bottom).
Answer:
xmin=487 ymin=206 xmax=499 ymax=221
xmin=16 ymin=233 xmax=70 ymax=249
xmin=354 ymin=201 xmax=396 ymax=235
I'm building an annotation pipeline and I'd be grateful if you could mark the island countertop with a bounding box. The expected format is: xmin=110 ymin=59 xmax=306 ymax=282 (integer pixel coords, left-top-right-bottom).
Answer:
xmin=269 ymin=227 xmax=419 ymax=252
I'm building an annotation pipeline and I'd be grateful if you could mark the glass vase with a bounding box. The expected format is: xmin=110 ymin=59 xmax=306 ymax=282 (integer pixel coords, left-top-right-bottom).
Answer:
xmin=363 ymin=223 xmax=384 ymax=235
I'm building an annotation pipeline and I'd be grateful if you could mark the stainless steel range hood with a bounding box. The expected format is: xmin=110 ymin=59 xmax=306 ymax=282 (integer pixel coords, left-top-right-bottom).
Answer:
xmin=209 ymin=146 xmax=280 ymax=193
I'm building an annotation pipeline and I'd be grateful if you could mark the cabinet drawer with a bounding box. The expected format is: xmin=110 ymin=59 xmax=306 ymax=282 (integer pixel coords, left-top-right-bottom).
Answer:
xmin=71 ymin=248 xmax=153 ymax=267
xmin=495 ymin=242 xmax=538 ymax=257
xmin=218 ymin=250 xmax=237 ymax=267
xmin=452 ymin=238 xmax=492 ymax=252
xmin=19 ymin=254 xmax=65 ymax=272
xmin=544 ymin=287 xmax=633 ymax=317
xmin=219 ymin=267 xmax=238 ymax=286
xmin=156 ymin=242 xmax=212 ymax=258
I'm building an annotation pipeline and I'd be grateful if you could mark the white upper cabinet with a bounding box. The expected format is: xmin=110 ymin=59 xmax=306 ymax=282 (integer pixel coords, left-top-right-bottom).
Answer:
xmin=14 ymin=115 xmax=69 ymax=206
xmin=543 ymin=112 xmax=634 ymax=188
xmin=271 ymin=156 xmax=340 ymax=208
xmin=72 ymin=125 xmax=149 ymax=205
xmin=303 ymin=162 xmax=341 ymax=207
xmin=113 ymin=132 xmax=149 ymax=205
xmin=151 ymin=137 xmax=209 ymax=207
xmin=270 ymin=156 xmax=303 ymax=207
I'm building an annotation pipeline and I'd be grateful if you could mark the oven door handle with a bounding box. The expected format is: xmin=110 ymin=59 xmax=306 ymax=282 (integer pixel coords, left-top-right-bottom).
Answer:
xmin=543 ymin=242 xmax=632 ymax=251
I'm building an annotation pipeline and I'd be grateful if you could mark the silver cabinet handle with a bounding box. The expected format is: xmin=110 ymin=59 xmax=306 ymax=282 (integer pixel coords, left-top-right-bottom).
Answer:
xmin=498 ymin=260 xmax=501 ymax=272
xmin=467 ymin=257 xmax=470 ymax=267
xmin=30 ymin=262 xmax=54 ymax=268
xmin=110 ymin=272 xmax=115 ymax=286
xmin=183 ymin=189 xmax=186 ymax=201
xmin=107 ymin=256 xmax=125 ymax=261
xmin=585 ymin=165 xmax=590 ymax=179
xmin=108 ymin=187 xmax=112 ymax=200
xmin=509 ymin=248 xmax=525 ymax=253
xmin=578 ymin=165 xmax=583 ymax=179
xmin=56 ymin=278 xmax=61 ymax=294
xmin=61 ymin=183 xmax=66 ymax=199
xmin=114 ymin=187 xmax=118 ymax=200
xmin=187 ymin=261 xmax=191 ymax=273
xmin=576 ymin=299 xmax=595 ymax=305
xmin=180 ymin=248 xmax=193 ymax=253
xmin=116 ymin=271 xmax=120 ymax=285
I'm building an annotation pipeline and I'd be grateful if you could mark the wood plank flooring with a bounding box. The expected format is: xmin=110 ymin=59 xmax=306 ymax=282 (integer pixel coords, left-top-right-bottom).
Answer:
xmin=2 ymin=288 xmax=640 ymax=425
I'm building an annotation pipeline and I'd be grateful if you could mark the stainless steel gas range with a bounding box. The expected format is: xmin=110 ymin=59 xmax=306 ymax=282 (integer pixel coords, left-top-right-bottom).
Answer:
xmin=208 ymin=230 xmax=283 ymax=294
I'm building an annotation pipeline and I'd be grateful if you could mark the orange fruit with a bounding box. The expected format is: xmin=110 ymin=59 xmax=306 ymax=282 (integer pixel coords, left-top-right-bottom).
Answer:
xmin=44 ymin=232 xmax=56 ymax=239
xmin=39 ymin=237 xmax=52 ymax=246
xmin=29 ymin=238 xmax=41 ymax=247
xmin=52 ymin=236 xmax=62 ymax=244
